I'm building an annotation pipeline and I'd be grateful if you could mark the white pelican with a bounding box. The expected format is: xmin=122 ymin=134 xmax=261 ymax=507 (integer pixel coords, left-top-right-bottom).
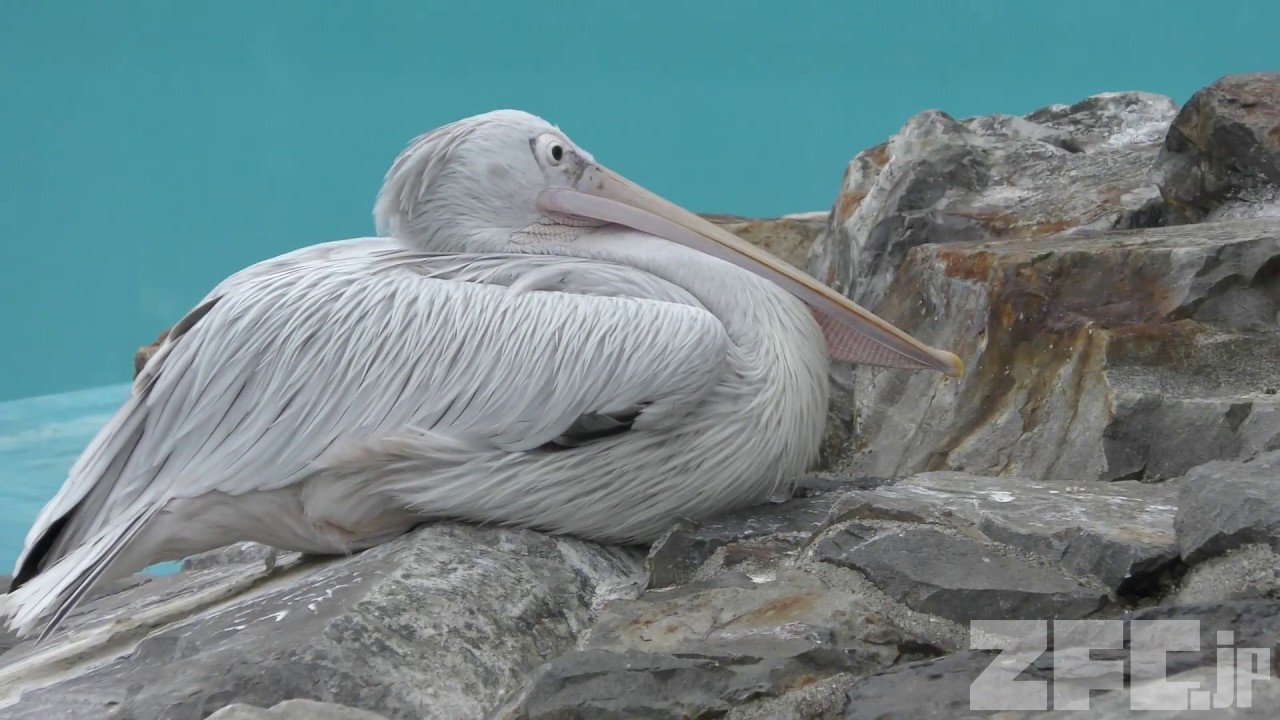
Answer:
xmin=2 ymin=110 xmax=962 ymax=641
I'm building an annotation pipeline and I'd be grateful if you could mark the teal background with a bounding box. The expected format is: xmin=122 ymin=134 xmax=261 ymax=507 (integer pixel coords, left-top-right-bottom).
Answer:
xmin=0 ymin=1 xmax=1277 ymax=572
xmin=2 ymin=1 xmax=1277 ymax=402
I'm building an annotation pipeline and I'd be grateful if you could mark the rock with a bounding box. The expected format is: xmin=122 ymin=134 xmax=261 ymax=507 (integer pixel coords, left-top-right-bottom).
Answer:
xmin=1150 ymin=72 xmax=1280 ymax=224
xmin=208 ymin=699 xmax=390 ymax=719
xmin=815 ymin=526 xmax=1107 ymax=622
xmin=704 ymin=211 xmax=827 ymax=272
xmin=498 ymin=569 xmax=939 ymax=719
xmin=807 ymin=91 xmax=1178 ymax=312
xmin=644 ymin=475 xmax=888 ymax=589
xmin=1175 ymin=451 xmax=1280 ymax=565
xmin=0 ymin=573 xmax=154 ymax=656
xmin=842 ymin=650 xmax=1037 ymax=719
xmin=496 ymin=649 xmax=751 ymax=720
xmin=1123 ymin=600 xmax=1280 ymax=677
xmin=1026 ymin=665 xmax=1280 ymax=718
xmin=182 ymin=541 xmax=280 ymax=572
xmin=824 ymin=472 xmax=1180 ymax=595
xmin=0 ymin=524 xmax=643 ymax=720
xmin=841 ymin=600 xmax=1280 ymax=718
xmin=831 ymin=217 xmax=1280 ymax=486
xmin=1169 ymin=544 xmax=1280 ymax=605
xmin=724 ymin=674 xmax=856 ymax=720
xmin=1022 ymin=92 xmax=1181 ymax=151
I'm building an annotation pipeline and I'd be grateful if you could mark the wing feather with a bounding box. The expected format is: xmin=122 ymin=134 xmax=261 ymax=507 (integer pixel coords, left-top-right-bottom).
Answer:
xmin=16 ymin=244 xmax=728 ymax=576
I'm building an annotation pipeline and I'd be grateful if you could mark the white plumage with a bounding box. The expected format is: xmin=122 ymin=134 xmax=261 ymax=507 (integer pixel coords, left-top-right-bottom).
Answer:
xmin=2 ymin=110 xmax=962 ymax=641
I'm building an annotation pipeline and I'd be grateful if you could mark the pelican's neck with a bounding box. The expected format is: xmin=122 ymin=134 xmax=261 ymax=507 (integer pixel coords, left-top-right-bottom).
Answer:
xmin=573 ymin=231 xmax=832 ymax=486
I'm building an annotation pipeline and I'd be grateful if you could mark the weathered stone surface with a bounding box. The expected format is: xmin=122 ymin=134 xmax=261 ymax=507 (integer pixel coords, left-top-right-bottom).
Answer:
xmin=826 ymin=472 xmax=1180 ymax=595
xmin=1169 ymin=544 xmax=1280 ymax=605
xmin=499 ymin=568 xmax=938 ymax=719
xmin=705 ymin=211 xmax=827 ymax=271
xmin=496 ymin=649 xmax=751 ymax=720
xmin=644 ymin=475 xmax=888 ymax=589
xmin=724 ymin=674 xmax=855 ymax=720
xmin=1175 ymin=451 xmax=1280 ymax=565
xmin=1151 ymin=72 xmax=1280 ymax=224
xmin=0 ymin=524 xmax=643 ymax=720
xmin=832 ymin=217 xmax=1280 ymax=486
xmin=1022 ymin=91 xmax=1182 ymax=151
xmin=182 ymin=541 xmax=279 ymax=572
xmin=1124 ymin=600 xmax=1280 ymax=677
xmin=816 ymin=526 xmax=1106 ymax=622
xmin=843 ymin=650 xmax=1034 ymax=719
xmin=208 ymin=699 xmax=390 ymax=720
xmin=807 ymin=91 xmax=1177 ymax=312
xmin=842 ymin=600 xmax=1280 ymax=719
xmin=0 ymin=573 xmax=154 ymax=656
xmin=590 ymin=569 xmax=929 ymax=661
xmin=1025 ymin=666 xmax=1280 ymax=718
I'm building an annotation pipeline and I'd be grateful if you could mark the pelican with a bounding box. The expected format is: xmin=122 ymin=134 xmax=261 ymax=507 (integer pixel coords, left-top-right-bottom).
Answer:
xmin=1 ymin=109 xmax=962 ymax=641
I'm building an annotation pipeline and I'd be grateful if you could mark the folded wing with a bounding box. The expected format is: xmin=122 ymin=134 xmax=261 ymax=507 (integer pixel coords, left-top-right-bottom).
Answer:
xmin=13 ymin=244 xmax=730 ymax=589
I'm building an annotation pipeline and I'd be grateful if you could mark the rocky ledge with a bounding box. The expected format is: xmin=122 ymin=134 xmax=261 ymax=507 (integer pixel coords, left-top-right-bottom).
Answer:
xmin=10 ymin=72 xmax=1280 ymax=719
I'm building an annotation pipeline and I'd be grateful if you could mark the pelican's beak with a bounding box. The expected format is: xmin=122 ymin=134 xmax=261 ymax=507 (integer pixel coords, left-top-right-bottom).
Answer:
xmin=537 ymin=164 xmax=964 ymax=377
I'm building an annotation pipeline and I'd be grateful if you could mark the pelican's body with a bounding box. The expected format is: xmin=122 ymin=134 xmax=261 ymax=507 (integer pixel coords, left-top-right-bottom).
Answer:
xmin=2 ymin=110 xmax=961 ymax=640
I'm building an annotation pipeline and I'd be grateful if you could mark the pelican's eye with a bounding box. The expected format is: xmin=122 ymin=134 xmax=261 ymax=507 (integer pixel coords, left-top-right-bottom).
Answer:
xmin=534 ymin=134 xmax=567 ymax=167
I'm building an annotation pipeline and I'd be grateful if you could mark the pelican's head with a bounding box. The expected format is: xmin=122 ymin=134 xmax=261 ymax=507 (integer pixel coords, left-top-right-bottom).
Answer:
xmin=374 ymin=109 xmax=964 ymax=377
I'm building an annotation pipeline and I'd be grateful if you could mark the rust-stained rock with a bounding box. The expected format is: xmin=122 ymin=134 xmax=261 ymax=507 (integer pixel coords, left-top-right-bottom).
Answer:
xmin=1151 ymin=72 xmax=1280 ymax=224
xmin=704 ymin=211 xmax=827 ymax=271
xmin=834 ymin=217 xmax=1280 ymax=485
xmin=807 ymin=91 xmax=1178 ymax=311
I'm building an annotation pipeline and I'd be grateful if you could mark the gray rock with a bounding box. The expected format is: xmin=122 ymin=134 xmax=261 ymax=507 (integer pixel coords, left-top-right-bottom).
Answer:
xmin=807 ymin=91 xmax=1177 ymax=312
xmin=724 ymin=674 xmax=856 ymax=720
xmin=208 ymin=699 xmax=389 ymax=719
xmin=644 ymin=475 xmax=887 ymax=588
xmin=829 ymin=217 xmax=1280 ymax=487
xmin=815 ymin=526 xmax=1107 ymax=622
xmin=1150 ymin=72 xmax=1280 ymax=224
xmin=843 ymin=650 xmax=1040 ymax=719
xmin=1169 ymin=544 xmax=1280 ymax=605
xmin=1026 ymin=665 xmax=1280 ymax=718
xmin=496 ymin=649 xmax=750 ymax=720
xmin=1124 ymin=600 xmax=1280 ymax=678
xmin=0 ymin=573 xmax=154 ymax=657
xmin=498 ymin=568 xmax=940 ymax=719
xmin=841 ymin=600 xmax=1280 ymax=719
xmin=182 ymin=541 xmax=280 ymax=572
xmin=1175 ymin=451 xmax=1280 ymax=565
xmin=0 ymin=524 xmax=643 ymax=720
xmin=825 ymin=472 xmax=1180 ymax=595
xmin=1023 ymin=91 xmax=1181 ymax=151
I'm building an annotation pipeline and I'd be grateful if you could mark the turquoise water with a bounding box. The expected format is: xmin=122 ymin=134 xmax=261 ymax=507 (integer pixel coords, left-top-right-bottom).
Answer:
xmin=0 ymin=1 xmax=1277 ymax=571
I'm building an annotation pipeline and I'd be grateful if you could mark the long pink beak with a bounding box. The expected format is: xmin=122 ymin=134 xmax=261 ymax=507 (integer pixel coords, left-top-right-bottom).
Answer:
xmin=537 ymin=164 xmax=965 ymax=377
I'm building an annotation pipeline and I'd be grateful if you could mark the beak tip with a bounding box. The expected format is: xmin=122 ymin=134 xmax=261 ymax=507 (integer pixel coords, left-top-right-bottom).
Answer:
xmin=941 ymin=351 xmax=966 ymax=378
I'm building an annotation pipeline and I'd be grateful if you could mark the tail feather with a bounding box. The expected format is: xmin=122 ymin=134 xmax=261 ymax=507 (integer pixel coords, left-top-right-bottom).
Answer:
xmin=1 ymin=502 xmax=160 ymax=643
